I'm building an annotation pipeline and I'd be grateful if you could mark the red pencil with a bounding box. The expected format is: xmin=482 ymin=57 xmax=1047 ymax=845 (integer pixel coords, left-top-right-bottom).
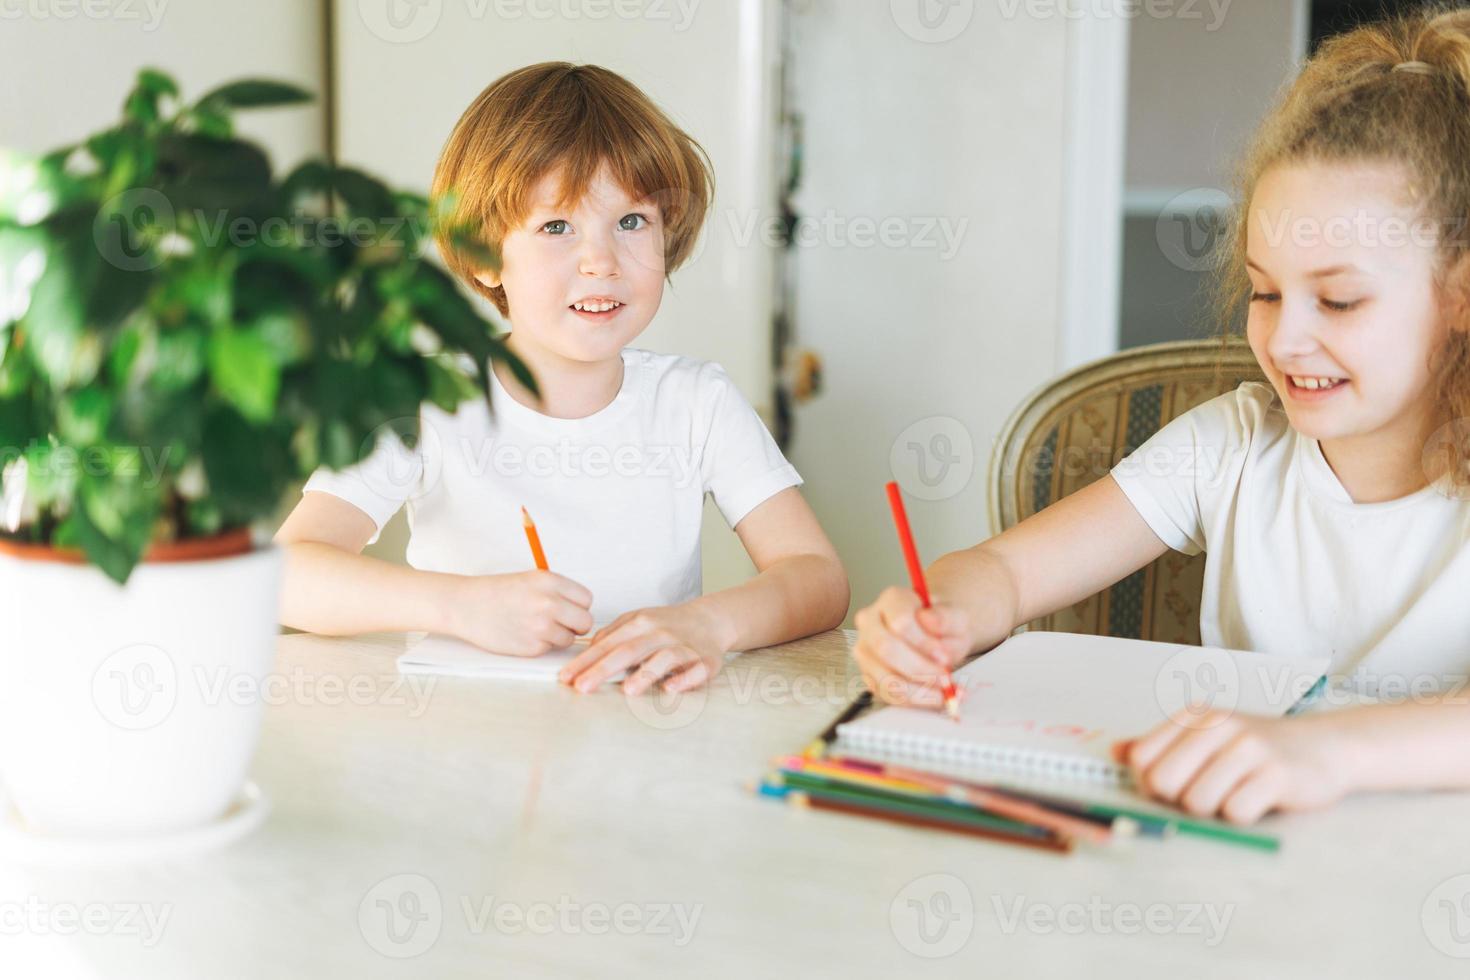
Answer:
xmin=884 ymin=481 xmax=962 ymax=721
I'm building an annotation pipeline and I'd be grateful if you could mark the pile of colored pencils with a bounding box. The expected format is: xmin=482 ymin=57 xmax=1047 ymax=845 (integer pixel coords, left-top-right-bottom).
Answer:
xmin=753 ymin=753 xmax=1280 ymax=854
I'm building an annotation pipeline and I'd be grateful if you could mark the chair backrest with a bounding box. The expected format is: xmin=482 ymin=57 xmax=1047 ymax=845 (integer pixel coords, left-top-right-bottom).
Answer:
xmin=987 ymin=337 xmax=1265 ymax=644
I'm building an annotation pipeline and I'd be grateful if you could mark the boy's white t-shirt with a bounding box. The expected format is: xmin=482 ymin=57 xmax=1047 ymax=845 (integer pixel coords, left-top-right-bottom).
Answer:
xmin=1110 ymin=381 xmax=1470 ymax=693
xmin=302 ymin=347 xmax=802 ymax=625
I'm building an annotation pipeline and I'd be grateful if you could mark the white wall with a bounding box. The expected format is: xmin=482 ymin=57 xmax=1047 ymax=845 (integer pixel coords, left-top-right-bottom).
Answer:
xmin=786 ymin=0 xmax=1071 ymax=622
xmin=1125 ymin=0 xmax=1305 ymax=197
xmin=0 ymin=1 xmax=325 ymax=171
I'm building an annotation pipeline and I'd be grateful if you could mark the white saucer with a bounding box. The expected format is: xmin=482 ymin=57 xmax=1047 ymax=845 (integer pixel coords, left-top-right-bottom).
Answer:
xmin=0 ymin=782 xmax=270 ymax=867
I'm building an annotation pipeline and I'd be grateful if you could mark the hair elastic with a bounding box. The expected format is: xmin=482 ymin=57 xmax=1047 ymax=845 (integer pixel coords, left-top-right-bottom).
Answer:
xmin=1392 ymin=60 xmax=1436 ymax=76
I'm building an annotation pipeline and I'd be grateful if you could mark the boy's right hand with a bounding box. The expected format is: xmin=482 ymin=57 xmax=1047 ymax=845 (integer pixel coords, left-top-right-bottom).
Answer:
xmin=852 ymin=587 xmax=975 ymax=708
xmin=444 ymin=571 xmax=595 ymax=657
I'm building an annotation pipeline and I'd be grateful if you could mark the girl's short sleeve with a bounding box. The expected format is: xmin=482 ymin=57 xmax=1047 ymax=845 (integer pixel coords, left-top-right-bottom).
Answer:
xmin=694 ymin=362 xmax=803 ymax=529
xmin=1107 ymin=383 xmax=1265 ymax=556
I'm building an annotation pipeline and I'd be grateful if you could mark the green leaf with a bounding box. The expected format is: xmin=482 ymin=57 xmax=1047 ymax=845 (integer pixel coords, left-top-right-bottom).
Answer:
xmin=208 ymin=327 xmax=279 ymax=423
xmin=196 ymin=79 xmax=314 ymax=111
xmin=152 ymin=327 xmax=207 ymax=391
xmin=330 ymin=167 xmax=397 ymax=220
xmin=57 ymin=388 xmax=112 ymax=445
xmin=154 ymin=134 xmax=272 ymax=212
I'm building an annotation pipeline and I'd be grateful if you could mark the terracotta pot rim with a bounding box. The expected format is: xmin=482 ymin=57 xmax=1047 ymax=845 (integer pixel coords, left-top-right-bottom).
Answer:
xmin=0 ymin=527 xmax=256 ymax=566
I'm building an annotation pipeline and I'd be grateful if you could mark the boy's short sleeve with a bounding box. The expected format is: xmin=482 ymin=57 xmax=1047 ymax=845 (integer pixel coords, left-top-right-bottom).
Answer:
xmin=301 ymin=429 xmax=424 ymax=546
xmin=695 ymin=362 xmax=803 ymax=529
xmin=1107 ymin=384 xmax=1262 ymax=557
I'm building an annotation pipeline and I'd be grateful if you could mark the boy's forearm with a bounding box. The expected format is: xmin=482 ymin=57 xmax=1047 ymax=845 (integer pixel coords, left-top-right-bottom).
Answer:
xmin=688 ymin=553 xmax=849 ymax=653
xmin=276 ymin=540 xmax=462 ymax=637
xmin=926 ymin=544 xmax=1022 ymax=654
xmin=1320 ymin=698 xmax=1470 ymax=794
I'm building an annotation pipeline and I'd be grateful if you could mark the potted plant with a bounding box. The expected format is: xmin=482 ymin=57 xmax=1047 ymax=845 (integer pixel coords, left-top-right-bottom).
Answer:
xmin=0 ymin=69 xmax=528 ymax=838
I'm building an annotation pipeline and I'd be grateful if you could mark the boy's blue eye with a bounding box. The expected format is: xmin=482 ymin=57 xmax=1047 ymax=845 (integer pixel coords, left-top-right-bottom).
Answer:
xmin=619 ymin=213 xmax=648 ymax=231
xmin=1249 ymin=292 xmax=1280 ymax=304
xmin=1321 ymin=298 xmax=1362 ymax=313
xmin=542 ymin=220 xmax=569 ymax=235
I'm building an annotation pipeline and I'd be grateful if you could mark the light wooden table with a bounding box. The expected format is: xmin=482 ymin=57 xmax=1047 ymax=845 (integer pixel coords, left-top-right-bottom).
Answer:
xmin=4 ymin=629 xmax=1470 ymax=978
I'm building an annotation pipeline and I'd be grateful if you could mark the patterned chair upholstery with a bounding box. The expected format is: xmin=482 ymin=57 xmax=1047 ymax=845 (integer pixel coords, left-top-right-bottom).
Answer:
xmin=987 ymin=337 xmax=1265 ymax=644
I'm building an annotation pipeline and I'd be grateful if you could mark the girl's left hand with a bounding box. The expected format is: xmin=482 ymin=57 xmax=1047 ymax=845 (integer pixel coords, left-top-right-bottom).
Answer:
xmin=1114 ymin=710 xmax=1350 ymax=825
xmin=557 ymin=602 xmax=730 ymax=695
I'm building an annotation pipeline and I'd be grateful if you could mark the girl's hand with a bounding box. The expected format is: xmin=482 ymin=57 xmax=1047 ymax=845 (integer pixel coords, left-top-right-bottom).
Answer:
xmin=1115 ymin=710 xmax=1350 ymax=825
xmin=444 ymin=571 xmax=594 ymax=658
xmin=851 ymin=587 xmax=975 ymax=709
xmin=557 ymin=602 xmax=732 ymax=694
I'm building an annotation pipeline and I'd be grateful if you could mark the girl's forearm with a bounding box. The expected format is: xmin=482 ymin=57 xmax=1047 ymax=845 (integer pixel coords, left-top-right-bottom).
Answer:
xmin=276 ymin=540 xmax=462 ymax=637
xmin=926 ymin=544 xmax=1023 ymax=654
xmin=688 ymin=553 xmax=849 ymax=652
xmin=1321 ymin=698 xmax=1470 ymax=793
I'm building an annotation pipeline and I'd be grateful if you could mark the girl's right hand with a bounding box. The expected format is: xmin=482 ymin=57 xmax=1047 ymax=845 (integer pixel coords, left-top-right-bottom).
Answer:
xmin=852 ymin=587 xmax=976 ymax=708
xmin=443 ymin=571 xmax=595 ymax=657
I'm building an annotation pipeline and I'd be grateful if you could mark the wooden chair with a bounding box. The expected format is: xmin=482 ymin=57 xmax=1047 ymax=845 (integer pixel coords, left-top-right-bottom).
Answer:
xmin=987 ymin=337 xmax=1265 ymax=644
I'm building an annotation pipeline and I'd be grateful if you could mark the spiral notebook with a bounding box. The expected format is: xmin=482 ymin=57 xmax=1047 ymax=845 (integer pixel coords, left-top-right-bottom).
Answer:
xmin=834 ymin=631 xmax=1329 ymax=786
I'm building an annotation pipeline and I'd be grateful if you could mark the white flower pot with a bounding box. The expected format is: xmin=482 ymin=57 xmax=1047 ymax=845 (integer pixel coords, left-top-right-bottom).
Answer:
xmin=0 ymin=538 xmax=282 ymax=836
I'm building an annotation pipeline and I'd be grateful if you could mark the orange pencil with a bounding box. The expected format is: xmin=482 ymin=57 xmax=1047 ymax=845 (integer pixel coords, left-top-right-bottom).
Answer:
xmin=884 ymin=481 xmax=962 ymax=721
xmin=521 ymin=506 xmax=549 ymax=571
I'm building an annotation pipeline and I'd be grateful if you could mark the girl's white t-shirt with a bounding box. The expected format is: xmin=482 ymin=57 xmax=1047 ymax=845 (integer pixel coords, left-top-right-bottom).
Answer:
xmin=302 ymin=347 xmax=802 ymax=624
xmin=1109 ymin=381 xmax=1470 ymax=693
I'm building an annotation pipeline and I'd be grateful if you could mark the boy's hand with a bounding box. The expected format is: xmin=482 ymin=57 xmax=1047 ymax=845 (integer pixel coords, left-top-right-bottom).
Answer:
xmin=852 ymin=587 xmax=975 ymax=709
xmin=445 ymin=571 xmax=594 ymax=658
xmin=558 ymin=602 xmax=732 ymax=694
xmin=1115 ymin=710 xmax=1349 ymax=825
